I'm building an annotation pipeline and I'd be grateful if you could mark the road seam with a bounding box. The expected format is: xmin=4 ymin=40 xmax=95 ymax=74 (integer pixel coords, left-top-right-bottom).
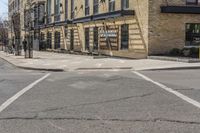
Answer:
xmin=133 ymin=71 xmax=200 ymax=109
xmin=0 ymin=116 xmax=200 ymax=125
xmin=0 ymin=73 xmax=51 ymax=113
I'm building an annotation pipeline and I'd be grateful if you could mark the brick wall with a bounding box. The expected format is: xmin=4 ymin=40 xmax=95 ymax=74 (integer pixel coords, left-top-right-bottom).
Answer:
xmin=149 ymin=0 xmax=200 ymax=55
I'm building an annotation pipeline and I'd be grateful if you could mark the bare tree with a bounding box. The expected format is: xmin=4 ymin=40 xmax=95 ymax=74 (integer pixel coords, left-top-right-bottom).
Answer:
xmin=11 ymin=11 xmax=21 ymax=55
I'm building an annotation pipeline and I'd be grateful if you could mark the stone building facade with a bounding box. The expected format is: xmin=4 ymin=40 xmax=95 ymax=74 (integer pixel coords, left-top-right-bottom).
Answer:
xmin=37 ymin=0 xmax=147 ymax=58
xmin=8 ymin=0 xmax=22 ymax=53
xmin=8 ymin=0 xmax=46 ymax=51
xmin=8 ymin=0 xmax=200 ymax=58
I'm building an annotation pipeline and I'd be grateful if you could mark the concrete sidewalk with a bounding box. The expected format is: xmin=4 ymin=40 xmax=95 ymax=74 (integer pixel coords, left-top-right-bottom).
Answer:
xmin=0 ymin=51 xmax=200 ymax=71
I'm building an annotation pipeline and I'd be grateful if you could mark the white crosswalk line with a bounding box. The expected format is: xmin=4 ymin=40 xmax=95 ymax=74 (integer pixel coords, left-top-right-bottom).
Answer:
xmin=0 ymin=73 xmax=51 ymax=113
xmin=133 ymin=71 xmax=200 ymax=109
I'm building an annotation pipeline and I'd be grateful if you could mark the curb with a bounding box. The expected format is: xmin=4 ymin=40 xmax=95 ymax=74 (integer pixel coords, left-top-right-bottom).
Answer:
xmin=0 ymin=56 xmax=64 ymax=72
xmin=141 ymin=66 xmax=200 ymax=71
xmin=17 ymin=66 xmax=64 ymax=72
xmin=148 ymin=56 xmax=200 ymax=63
xmin=1 ymin=52 xmax=200 ymax=72
xmin=76 ymin=67 xmax=133 ymax=71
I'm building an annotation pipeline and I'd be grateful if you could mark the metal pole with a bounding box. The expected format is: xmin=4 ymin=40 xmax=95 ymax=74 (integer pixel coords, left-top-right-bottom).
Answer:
xmin=199 ymin=47 xmax=200 ymax=59
xmin=28 ymin=4 xmax=30 ymax=58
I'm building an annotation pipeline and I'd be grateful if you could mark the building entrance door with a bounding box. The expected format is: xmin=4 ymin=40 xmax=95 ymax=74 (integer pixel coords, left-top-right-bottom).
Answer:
xmin=47 ymin=32 xmax=52 ymax=49
xmin=70 ymin=29 xmax=74 ymax=50
xmin=54 ymin=31 xmax=60 ymax=49
xmin=85 ymin=28 xmax=90 ymax=51
xmin=121 ymin=24 xmax=129 ymax=50
xmin=93 ymin=27 xmax=98 ymax=50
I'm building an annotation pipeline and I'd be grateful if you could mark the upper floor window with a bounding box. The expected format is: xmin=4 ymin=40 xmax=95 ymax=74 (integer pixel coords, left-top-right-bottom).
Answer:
xmin=122 ymin=0 xmax=129 ymax=9
xmin=85 ymin=0 xmax=90 ymax=16
xmin=38 ymin=4 xmax=45 ymax=24
xmin=186 ymin=0 xmax=199 ymax=5
xmin=15 ymin=0 xmax=20 ymax=11
xmin=71 ymin=0 xmax=75 ymax=19
xmin=47 ymin=0 xmax=52 ymax=15
xmin=93 ymin=0 xmax=99 ymax=14
xmin=109 ymin=0 xmax=115 ymax=12
xmin=65 ymin=0 xmax=68 ymax=19
xmin=47 ymin=0 xmax=52 ymax=23
xmin=55 ymin=0 xmax=61 ymax=21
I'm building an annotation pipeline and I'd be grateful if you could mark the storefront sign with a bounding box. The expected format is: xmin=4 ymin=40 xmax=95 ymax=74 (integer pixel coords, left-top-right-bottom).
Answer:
xmin=99 ymin=26 xmax=119 ymax=50
xmin=99 ymin=30 xmax=118 ymax=38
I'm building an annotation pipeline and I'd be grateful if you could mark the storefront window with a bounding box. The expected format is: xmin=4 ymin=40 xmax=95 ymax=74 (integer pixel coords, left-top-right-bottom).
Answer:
xmin=186 ymin=23 xmax=200 ymax=46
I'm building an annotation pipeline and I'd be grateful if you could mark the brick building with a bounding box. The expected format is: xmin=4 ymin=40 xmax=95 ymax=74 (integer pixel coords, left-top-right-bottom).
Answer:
xmin=8 ymin=0 xmax=200 ymax=58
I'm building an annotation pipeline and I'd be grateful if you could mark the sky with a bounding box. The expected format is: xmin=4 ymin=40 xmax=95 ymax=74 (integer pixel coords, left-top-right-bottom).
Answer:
xmin=0 ymin=0 xmax=8 ymax=19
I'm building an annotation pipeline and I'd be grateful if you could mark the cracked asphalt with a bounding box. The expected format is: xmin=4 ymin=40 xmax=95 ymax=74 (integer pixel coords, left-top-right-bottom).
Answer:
xmin=0 ymin=58 xmax=200 ymax=133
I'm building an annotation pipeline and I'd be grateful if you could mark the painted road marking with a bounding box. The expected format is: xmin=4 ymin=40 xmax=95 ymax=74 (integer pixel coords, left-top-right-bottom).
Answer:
xmin=0 ymin=73 xmax=51 ymax=113
xmin=133 ymin=71 xmax=200 ymax=109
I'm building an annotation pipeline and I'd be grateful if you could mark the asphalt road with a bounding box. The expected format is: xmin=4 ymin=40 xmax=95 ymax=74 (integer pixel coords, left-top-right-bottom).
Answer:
xmin=0 ymin=58 xmax=200 ymax=133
